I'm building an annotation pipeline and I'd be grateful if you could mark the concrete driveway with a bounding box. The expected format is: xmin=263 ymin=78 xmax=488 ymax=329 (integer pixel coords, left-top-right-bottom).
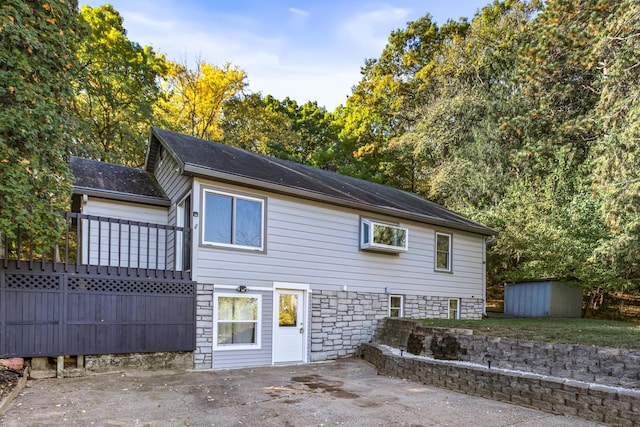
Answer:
xmin=1 ymin=358 xmax=603 ymax=426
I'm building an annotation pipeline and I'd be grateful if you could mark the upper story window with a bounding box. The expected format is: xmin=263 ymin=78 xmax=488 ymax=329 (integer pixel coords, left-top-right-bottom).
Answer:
xmin=435 ymin=232 xmax=452 ymax=272
xmin=361 ymin=219 xmax=408 ymax=253
xmin=202 ymin=189 xmax=264 ymax=251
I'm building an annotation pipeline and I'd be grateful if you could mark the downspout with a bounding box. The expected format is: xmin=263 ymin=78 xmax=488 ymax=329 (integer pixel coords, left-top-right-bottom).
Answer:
xmin=482 ymin=235 xmax=496 ymax=317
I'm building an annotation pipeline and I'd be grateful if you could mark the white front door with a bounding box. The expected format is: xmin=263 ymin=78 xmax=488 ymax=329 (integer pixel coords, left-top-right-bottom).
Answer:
xmin=273 ymin=289 xmax=305 ymax=363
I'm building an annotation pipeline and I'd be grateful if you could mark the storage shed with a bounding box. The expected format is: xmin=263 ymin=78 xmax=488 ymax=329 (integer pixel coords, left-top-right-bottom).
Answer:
xmin=504 ymin=280 xmax=582 ymax=318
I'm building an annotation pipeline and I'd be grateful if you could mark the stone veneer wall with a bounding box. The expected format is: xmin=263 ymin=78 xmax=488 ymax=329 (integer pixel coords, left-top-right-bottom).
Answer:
xmin=310 ymin=291 xmax=483 ymax=362
xmin=359 ymin=343 xmax=640 ymax=426
xmin=192 ymin=286 xmax=484 ymax=368
xmin=375 ymin=318 xmax=640 ymax=389
xmin=194 ymin=283 xmax=214 ymax=369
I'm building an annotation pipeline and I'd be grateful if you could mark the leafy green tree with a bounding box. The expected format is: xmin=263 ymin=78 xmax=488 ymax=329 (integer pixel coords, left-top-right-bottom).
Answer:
xmin=397 ymin=0 xmax=539 ymax=211
xmin=73 ymin=5 xmax=167 ymax=166
xmin=155 ymin=60 xmax=246 ymax=141
xmin=0 ymin=0 xmax=81 ymax=247
xmin=336 ymin=15 xmax=467 ymax=189
xmin=221 ymin=94 xmax=338 ymax=166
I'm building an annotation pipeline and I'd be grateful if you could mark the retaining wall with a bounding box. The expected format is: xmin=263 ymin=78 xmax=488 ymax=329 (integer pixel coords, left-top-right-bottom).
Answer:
xmin=359 ymin=343 xmax=640 ymax=426
xmin=375 ymin=318 xmax=640 ymax=389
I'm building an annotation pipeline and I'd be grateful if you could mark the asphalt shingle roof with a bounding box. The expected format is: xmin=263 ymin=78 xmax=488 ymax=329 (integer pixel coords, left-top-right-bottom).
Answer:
xmin=71 ymin=156 xmax=169 ymax=205
xmin=149 ymin=127 xmax=494 ymax=235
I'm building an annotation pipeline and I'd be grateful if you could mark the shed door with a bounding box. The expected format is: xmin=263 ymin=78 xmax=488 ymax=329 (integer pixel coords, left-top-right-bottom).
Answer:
xmin=273 ymin=289 xmax=305 ymax=363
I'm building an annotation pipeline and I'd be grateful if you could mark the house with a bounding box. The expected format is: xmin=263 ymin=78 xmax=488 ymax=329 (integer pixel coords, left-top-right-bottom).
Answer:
xmin=1 ymin=127 xmax=495 ymax=370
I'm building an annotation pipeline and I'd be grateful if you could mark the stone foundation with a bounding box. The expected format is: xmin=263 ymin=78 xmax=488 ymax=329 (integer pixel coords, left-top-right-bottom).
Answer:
xmin=84 ymin=351 xmax=193 ymax=372
xmin=310 ymin=291 xmax=483 ymax=362
xmin=195 ymin=283 xmax=214 ymax=369
xmin=192 ymin=287 xmax=485 ymax=367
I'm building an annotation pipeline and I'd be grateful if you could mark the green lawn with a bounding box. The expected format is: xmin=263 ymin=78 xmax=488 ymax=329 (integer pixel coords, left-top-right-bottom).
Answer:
xmin=417 ymin=317 xmax=640 ymax=350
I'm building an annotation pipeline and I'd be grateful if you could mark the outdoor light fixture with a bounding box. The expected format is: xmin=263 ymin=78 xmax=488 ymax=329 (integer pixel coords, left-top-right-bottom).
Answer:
xmin=485 ymin=353 xmax=493 ymax=369
xmin=399 ymin=345 xmax=406 ymax=357
xmin=236 ymin=285 xmax=248 ymax=293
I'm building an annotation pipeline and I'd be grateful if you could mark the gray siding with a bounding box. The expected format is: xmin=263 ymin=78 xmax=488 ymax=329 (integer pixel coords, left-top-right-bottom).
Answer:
xmin=153 ymin=148 xmax=192 ymax=268
xmin=191 ymin=179 xmax=484 ymax=301
xmin=82 ymin=198 xmax=169 ymax=268
xmin=211 ymin=288 xmax=274 ymax=369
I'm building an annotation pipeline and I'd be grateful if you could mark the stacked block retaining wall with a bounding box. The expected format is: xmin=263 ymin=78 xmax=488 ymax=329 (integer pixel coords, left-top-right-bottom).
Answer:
xmin=359 ymin=343 xmax=640 ymax=426
xmin=375 ymin=318 xmax=640 ymax=389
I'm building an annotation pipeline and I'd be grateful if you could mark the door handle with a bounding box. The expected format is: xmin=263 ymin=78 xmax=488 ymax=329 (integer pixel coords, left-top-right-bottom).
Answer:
xmin=299 ymin=327 xmax=304 ymax=334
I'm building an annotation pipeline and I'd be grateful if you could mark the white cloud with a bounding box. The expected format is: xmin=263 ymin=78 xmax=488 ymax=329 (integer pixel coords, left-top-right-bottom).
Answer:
xmin=339 ymin=6 xmax=411 ymax=51
xmin=289 ymin=7 xmax=310 ymax=17
xmin=121 ymin=11 xmax=175 ymax=30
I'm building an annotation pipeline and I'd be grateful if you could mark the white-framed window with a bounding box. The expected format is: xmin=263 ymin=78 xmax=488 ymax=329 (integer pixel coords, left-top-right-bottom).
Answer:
xmin=448 ymin=298 xmax=460 ymax=319
xmin=361 ymin=219 xmax=408 ymax=253
xmin=389 ymin=295 xmax=404 ymax=317
xmin=202 ymin=189 xmax=264 ymax=251
xmin=214 ymin=293 xmax=262 ymax=350
xmin=435 ymin=232 xmax=452 ymax=272
xmin=176 ymin=193 xmax=192 ymax=271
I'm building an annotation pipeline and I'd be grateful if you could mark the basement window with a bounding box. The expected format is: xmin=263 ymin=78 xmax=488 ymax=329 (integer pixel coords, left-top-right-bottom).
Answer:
xmin=360 ymin=219 xmax=408 ymax=253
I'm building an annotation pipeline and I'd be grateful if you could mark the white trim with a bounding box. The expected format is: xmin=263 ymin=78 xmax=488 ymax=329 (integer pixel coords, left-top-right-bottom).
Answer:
xmin=213 ymin=293 xmax=262 ymax=351
xmin=360 ymin=218 xmax=408 ymax=253
xmin=273 ymin=282 xmax=310 ymax=291
xmin=435 ymin=232 xmax=453 ymax=272
xmin=213 ymin=284 xmax=274 ymax=291
xmin=272 ymin=283 xmax=309 ymax=364
xmin=201 ymin=188 xmax=265 ymax=251
xmin=388 ymin=294 xmax=404 ymax=317
xmin=448 ymin=298 xmax=460 ymax=319
xmin=175 ymin=193 xmax=191 ymax=271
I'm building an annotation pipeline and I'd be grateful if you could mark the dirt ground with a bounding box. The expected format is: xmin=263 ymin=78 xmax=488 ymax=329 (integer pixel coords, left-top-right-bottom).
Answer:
xmin=0 ymin=367 xmax=21 ymax=402
xmin=0 ymin=358 xmax=603 ymax=427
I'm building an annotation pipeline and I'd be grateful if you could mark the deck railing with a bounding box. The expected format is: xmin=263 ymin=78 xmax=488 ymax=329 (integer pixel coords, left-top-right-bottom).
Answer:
xmin=1 ymin=212 xmax=191 ymax=277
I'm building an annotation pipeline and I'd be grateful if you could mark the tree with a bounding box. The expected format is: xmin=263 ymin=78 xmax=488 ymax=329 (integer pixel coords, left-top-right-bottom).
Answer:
xmin=0 ymin=0 xmax=81 ymax=247
xmin=335 ymin=15 xmax=467 ymax=189
xmin=155 ymin=60 xmax=246 ymax=141
xmin=395 ymin=0 xmax=540 ymax=211
xmin=589 ymin=1 xmax=640 ymax=288
xmin=221 ymin=94 xmax=338 ymax=166
xmin=73 ymin=5 xmax=167 ymax=166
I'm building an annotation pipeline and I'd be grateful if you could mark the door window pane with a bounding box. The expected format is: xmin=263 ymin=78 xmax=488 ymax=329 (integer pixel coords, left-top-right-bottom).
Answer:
xmin=279 ymin=294 xmax=298 ymax=327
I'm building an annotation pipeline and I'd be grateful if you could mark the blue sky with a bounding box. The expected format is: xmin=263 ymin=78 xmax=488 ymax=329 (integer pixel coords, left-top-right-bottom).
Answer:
xmin=81 ymin=1 xmax=492 ymax=110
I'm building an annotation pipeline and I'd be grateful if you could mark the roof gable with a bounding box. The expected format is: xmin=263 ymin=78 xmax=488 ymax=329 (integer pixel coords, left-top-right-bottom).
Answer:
xmin=147 ymin=127 xmax=495 ymax=235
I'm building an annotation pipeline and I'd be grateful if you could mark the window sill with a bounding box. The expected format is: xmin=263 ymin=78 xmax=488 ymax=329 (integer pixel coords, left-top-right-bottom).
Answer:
xmin=213 ymin=344 xmax=262 ymax=351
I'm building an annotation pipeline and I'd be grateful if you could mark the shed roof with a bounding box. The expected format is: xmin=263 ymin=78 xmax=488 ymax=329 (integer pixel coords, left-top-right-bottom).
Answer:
xmin=147 ymin=127 xmax=495 ymax=236
xmin=70 ymin=156 xmax=170 ymax=206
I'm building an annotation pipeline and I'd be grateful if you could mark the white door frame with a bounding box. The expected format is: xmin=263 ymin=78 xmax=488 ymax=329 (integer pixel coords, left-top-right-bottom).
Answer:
xmin=272 ymin=282 xmax=310 ymax=364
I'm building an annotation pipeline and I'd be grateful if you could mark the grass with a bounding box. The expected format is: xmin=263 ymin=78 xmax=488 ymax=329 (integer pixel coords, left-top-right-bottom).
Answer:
xmin=417 ymin=317 xmax=640 ymax=350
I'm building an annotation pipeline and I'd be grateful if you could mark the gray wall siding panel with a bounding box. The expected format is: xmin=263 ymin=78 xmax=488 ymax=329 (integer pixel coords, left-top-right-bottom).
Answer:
xmin=192 ymin=180 xmax=485 ymax=300
xmin=153 ymin=149 xmax=192 ymax=268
